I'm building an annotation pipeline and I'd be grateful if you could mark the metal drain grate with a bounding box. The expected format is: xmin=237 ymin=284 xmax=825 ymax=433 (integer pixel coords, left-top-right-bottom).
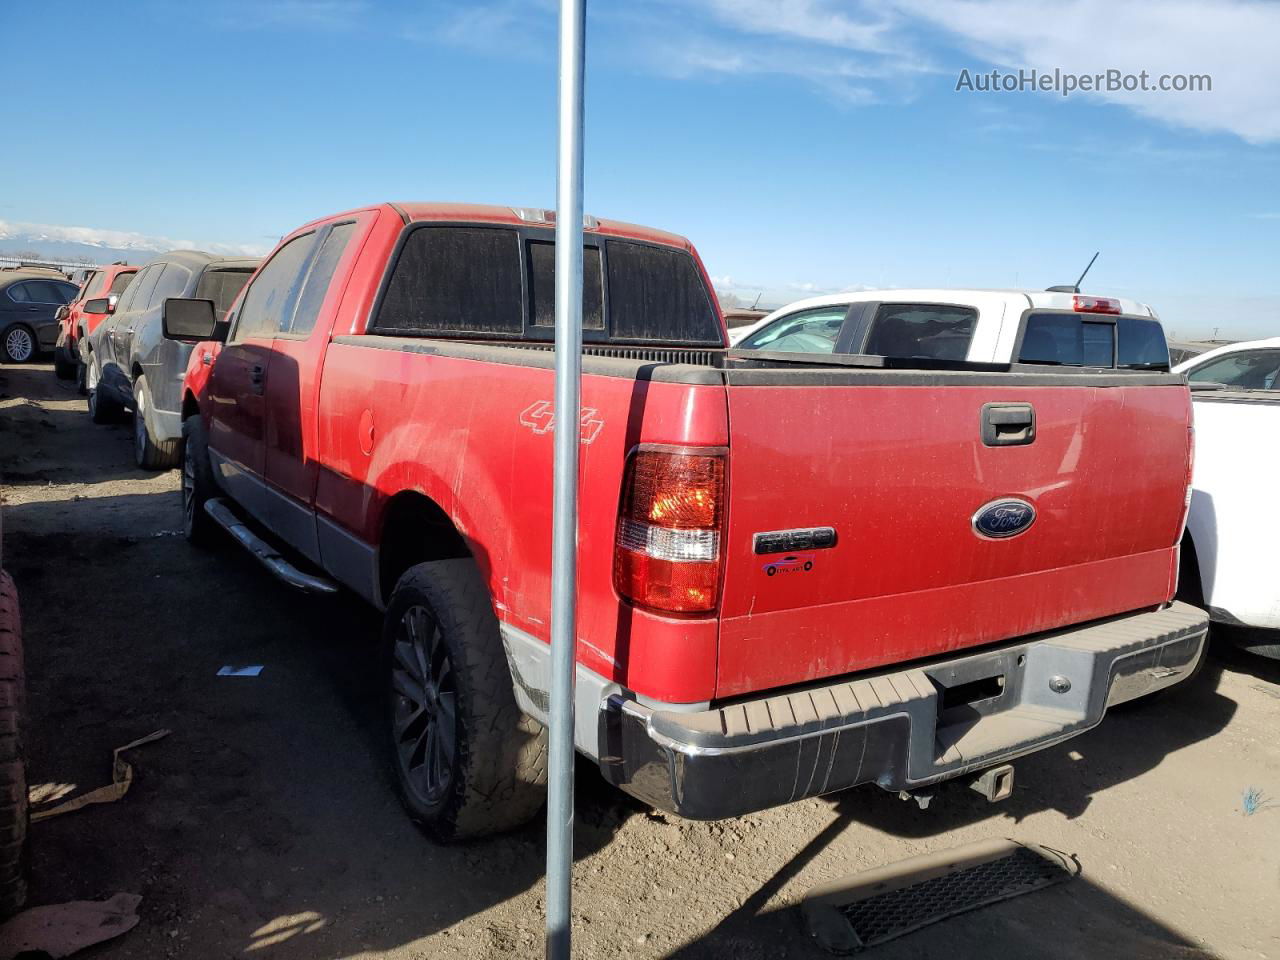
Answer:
xmin=802 ymin=838 xmax=1078 ymax=954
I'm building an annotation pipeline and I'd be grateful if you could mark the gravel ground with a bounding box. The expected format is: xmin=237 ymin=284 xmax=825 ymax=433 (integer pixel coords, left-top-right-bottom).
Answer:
xmin=1 ymin=360 xmax=1277 ymax=960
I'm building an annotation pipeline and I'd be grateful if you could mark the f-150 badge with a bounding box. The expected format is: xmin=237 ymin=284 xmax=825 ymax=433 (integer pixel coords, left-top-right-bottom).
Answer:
xmin=972 ymin=498 xmax=1036 ymax=539
xmin=519 ymin=401 xmax=604 ymax=444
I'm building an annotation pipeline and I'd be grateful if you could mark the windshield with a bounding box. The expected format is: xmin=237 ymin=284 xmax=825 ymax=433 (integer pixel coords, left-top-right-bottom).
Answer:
xmin=1019 ymin=312 xmax=1169 ymax=369
xmin=1187 ymin=350 xmax=1280 ymax=389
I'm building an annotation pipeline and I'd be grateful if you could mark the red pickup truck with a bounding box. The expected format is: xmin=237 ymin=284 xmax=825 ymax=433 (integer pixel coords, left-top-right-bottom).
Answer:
xmin=164 ymin=202 xmax=1208 ymax=840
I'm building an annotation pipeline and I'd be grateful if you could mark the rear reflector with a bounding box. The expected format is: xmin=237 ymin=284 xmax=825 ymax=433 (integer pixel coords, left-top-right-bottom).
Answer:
xmin=614 ymin=450 xmax=725 ymax=614
xmin=1073 ymin=295 xmax=1122 ymax=315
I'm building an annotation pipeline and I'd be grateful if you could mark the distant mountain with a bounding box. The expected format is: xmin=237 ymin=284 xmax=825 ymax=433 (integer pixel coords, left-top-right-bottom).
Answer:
xmin=0 ymin=219 xmax=270 ymax=267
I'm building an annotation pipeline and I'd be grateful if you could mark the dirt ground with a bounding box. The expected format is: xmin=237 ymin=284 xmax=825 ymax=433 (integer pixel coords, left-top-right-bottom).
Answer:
xmin=1 ymin=359 xmax=1277 ymax=960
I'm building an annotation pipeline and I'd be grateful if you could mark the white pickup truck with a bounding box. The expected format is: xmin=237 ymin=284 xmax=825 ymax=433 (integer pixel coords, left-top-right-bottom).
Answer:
xmin=729 ymin=288 xmax=1169 ymax=369
xmin=1173 ymin=338 xmax=1280 ymax=657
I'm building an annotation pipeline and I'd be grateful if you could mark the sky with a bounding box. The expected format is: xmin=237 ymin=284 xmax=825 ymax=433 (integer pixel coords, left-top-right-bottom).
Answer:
xmin=2 ymin=0 xmax=1278 ymax=339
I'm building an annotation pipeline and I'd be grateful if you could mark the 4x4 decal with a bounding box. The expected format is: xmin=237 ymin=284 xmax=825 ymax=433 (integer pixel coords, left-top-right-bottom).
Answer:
xmin=519 ymin=400 xmax=604 ymax=445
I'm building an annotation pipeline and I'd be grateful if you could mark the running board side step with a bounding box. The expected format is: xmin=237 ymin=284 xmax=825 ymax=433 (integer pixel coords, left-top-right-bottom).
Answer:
xmin=204 ymin=498 xmax=338 ymax=594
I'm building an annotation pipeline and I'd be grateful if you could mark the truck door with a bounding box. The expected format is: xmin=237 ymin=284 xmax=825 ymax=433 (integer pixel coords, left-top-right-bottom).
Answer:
xmin=261 ymin=218 xmax=364 ymax=563
xmin=206 ymin=232 xmax=319 ymax=524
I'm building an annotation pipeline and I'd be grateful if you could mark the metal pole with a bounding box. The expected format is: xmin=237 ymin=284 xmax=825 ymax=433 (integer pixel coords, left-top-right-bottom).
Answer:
xmin=547 ymin=0 xmax=585 ymax=957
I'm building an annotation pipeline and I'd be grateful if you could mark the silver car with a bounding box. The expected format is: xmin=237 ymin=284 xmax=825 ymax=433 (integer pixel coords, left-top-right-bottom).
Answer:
xmin=84 ymin=251 xmax=258 ymax=468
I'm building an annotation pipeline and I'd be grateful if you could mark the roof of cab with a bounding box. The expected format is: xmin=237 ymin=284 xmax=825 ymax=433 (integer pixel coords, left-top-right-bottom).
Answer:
xmin=391 ymin=202 xmax=694 ymax=250
xmin=134 ymin=250 xmax=261 ymax=272
xmin=756 ymin=288 xmax=1158 ymax=319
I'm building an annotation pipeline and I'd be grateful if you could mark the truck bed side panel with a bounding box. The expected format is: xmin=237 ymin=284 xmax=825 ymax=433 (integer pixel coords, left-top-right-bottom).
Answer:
xmin=314 ymin=342 xmax=729 ymax=702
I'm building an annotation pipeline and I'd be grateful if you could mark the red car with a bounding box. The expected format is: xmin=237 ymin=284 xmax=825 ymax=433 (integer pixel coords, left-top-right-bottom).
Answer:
xmin=53 ymin=262 xmax=137 ymax=385
xmin=164 ymin=202 xmax=1206 ymax=839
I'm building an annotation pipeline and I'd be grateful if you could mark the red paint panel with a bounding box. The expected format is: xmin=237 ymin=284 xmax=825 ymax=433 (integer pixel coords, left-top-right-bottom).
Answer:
xmin=315 ymin=343 xmax=729 ymax=703
xmin=718 ymin=383 xmax=1191 ymax=695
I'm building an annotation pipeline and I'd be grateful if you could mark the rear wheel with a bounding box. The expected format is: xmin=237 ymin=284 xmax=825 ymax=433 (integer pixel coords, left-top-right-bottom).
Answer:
xmin=132 ymin=375 xmax=180 ymax=470
xmin=385 ymin=560 xmax=547 ymax=841
xmin=0 ymin=571 xmax=29 ymax=919
xmin=53 ymin=344 xmax=76 ymax=380
xmin=1 ymin=326 xmax=36 ymax=364
xmin=181 ymin=415 xmax=219 ymax=547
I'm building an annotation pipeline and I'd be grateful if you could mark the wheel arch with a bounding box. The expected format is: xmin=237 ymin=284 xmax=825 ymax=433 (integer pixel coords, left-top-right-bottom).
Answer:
xmin=377 ymin=491 xmax=473 ymax=607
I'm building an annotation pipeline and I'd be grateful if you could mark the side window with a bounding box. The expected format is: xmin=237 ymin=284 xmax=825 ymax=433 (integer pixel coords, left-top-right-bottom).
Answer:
xmin=863 ymin=303 xmax=977 ymax=361
xmin=373 ymin=226 xmax=522 ymax=336
xmin=10 ymin=280 xmax=71 ymax=304
xmin=107 ymin=271 xmax=137 ymax=297
xmin=738 ymin=307 xmax=848 ymax=354
xmin=232 ymin=233 xmax=319 ymax=341
xmin=286 ymin=222 xmax=356 ymax=335
xmin=6 ymin=283 xmax=33 ymax=303
xmin=1187 ymin=351 xmax=1280 ymax=389
xmin=146 ymin=264 xmax=191 ymax=308
xmin=53 ymin=282 xmax=78 ymax=304
xmin=123 ymin=266 xmax=163 ymax=313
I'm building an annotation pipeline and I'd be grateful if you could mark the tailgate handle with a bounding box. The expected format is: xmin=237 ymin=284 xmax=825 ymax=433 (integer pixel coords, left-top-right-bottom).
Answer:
xmin=982 ymin=403 xmax=1036 ymax=446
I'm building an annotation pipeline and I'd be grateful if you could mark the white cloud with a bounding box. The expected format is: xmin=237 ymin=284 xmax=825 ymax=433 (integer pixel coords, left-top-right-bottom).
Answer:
xmin=0 ymin=220 xmax=271 ymax=258
xmin=897 ymin=0 xmax=1280 ymax=143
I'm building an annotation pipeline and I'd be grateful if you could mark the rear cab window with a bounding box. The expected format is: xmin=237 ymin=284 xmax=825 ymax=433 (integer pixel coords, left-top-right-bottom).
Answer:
xmin=370 ymin=224 xmax=722 ymax=346
xmin=1019 ymin=313 xmax=1169 ymax=369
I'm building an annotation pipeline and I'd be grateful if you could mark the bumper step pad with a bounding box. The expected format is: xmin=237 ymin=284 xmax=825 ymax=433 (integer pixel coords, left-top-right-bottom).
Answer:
xmin=802 ymin=838 xmax=1078 ymax=954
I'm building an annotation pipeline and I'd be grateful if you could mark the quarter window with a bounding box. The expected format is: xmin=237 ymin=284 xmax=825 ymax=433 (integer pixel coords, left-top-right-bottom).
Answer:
xmin=147 ymin=264 xmax=192 ymax=308
xmin=80 ymin=271 xmax=106 ymax=300
xmin=233 ymin=233 xmax=319 ymax=340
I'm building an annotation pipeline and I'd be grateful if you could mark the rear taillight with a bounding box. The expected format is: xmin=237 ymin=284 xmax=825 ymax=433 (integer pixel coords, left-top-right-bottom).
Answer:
xmin=1073 ymin=295 xmax=1122 ymax=315
xmin=614 ymin=449 xmax=726 ymax=614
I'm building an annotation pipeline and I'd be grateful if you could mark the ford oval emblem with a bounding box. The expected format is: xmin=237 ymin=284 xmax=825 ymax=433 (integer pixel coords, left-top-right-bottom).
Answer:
xmin=972 ymin=498 xmax=1036 ymax=539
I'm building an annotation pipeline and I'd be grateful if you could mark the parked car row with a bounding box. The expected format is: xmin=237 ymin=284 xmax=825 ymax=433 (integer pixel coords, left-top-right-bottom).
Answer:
xmin=53 ymin=262 xmax=138 ymax=385
xmin=76 ymin=252 xmax=258 ymax=467
xmin=50 ymin=202 xmax=1273 ymax=847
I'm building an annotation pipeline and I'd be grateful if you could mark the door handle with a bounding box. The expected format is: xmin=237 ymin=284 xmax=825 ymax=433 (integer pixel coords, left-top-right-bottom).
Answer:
xmin=250 ymin=364 xmax=265 ymax=394
xmin=981 ymin=403 xmax=1035 ymax=446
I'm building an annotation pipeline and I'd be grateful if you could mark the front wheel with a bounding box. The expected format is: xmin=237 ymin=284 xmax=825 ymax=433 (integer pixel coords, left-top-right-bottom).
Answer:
xmin=1 ymin=326 xmax=36 ymax=364
xmin=181 ymin=415 xmax=219 ymax=547
xmin=133 ymin=375 xmax=180 ymax=470
xmin=0 ymin=571 xmax=29 ymax=919
xmin=385 ymin=560 xmax=547 ymax=841
xmin=86 ymin=357 xmax=123 ymax=424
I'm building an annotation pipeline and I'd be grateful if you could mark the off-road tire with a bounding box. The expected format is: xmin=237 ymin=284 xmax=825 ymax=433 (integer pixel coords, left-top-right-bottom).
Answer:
xmin=181 ymin=415 xmax=219 ymax=547
xmin=0 ymin=571 xmax=29 ymax=919
xmin=385 ymin=560 xmax=547 ymax=841
xmin=133 ymin=375 xmax=180 ymax=470
xmin=86 ymin=356 xmax=123 ymax=424
xmin=53 ymin=345 xmax=77 ymax=381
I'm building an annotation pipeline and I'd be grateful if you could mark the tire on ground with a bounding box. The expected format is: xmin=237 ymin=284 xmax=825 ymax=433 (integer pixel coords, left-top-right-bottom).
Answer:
xmin=1 ymin=326 xmax=37 ymax=365
xmin=53 ymin=345 xmax=77 ymax=381
xmin=133 ymin=375 xmax=180 ymax=470
xmin=385 ymin=559 xmax=547 ymax=841
xmin=87 ymin=356 xmax=124 ymax=424
xmin=0 ymin=571 xmax=29 ymax=919
xmin=181 ymin=415 xmax=219 ymax=547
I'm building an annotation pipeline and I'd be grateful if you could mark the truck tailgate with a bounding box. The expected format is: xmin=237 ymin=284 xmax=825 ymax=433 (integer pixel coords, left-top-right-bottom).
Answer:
xmin=718 ymin=374 xmax=1191 ymax=697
